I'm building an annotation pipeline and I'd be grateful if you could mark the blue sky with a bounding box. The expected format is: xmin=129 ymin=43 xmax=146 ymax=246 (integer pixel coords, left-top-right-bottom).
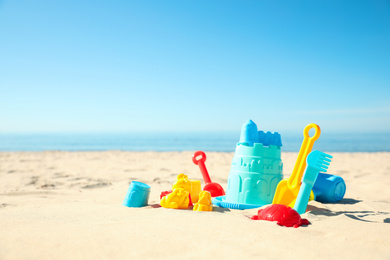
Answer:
xmin=0 ymin=1 xmax=389 ymax=134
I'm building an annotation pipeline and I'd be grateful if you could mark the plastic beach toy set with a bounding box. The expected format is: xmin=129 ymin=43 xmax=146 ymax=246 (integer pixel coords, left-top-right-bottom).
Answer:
xmin=123 ymin=120 xmax=346 ymax=228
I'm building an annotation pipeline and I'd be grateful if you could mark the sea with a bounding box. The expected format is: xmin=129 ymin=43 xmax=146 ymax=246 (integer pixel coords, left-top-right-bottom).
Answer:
xmin=0 ymin=132 xmax=389 ymax=152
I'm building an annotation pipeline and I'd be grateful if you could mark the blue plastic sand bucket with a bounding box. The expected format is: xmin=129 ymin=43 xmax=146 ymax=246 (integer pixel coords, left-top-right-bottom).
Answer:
xmin=123 ymin=181 xmax=151 ymax=207
xmin=212 ymin=120 xmax=283 ymax=210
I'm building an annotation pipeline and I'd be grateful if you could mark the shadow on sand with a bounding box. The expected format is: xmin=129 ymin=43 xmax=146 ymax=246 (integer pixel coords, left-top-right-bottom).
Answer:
xmin=307 ymin=202 xmax=390 ymax=223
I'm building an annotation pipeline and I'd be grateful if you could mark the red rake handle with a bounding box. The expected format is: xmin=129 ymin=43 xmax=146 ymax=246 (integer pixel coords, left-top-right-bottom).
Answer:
xmin=192 ymin=151 xmax=212 ymax=184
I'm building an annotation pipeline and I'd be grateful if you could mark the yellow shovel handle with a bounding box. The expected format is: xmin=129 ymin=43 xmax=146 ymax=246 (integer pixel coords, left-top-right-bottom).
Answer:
xmin=287 ymin=123 xmax=321 ymax=189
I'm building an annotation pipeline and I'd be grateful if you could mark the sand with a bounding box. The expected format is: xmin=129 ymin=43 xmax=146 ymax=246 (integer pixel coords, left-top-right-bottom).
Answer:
xmin=1 ymin=151 xmax=390 ymax=259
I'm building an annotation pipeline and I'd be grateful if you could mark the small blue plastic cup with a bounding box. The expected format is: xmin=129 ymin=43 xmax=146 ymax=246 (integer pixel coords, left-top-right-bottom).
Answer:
xmin=123 ymin=181 xmax=151 ymax=207
xmin=312 ymin=173 xmax=346 ymax=203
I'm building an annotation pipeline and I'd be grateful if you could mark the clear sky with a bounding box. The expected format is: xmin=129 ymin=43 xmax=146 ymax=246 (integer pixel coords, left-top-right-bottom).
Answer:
xmin=0 ymin=1 xmax=389 ymax=134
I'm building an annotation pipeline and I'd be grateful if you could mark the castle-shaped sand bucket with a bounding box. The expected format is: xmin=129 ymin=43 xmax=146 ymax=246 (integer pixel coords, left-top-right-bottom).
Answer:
xmin=212 ymin=120 xmax=283 ymax=210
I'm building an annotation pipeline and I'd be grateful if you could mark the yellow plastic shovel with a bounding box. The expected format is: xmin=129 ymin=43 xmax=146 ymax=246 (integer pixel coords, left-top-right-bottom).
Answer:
xmin=272 ymin=123 xmax=321 ymax=207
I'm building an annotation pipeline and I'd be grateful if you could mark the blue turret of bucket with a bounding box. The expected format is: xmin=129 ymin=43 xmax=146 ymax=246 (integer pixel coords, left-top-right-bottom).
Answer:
xmin=239 ymin=120 xmax=282 ymax=147
xmin=212 ymin=120 xmax=283 ymax=209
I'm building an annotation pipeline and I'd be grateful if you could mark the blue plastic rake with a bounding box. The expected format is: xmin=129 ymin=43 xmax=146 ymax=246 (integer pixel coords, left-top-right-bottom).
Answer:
xmin=294 ymin=150 xmax=332 ymax=214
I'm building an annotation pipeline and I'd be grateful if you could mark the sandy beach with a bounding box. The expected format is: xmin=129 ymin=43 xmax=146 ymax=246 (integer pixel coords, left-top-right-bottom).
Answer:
xmin=1 ymin=151 xmax=389 ymax=259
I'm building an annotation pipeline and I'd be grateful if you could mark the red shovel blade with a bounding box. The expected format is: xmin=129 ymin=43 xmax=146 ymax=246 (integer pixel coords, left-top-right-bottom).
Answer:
xmin=204 ymin=183 xmax=225 ymax=197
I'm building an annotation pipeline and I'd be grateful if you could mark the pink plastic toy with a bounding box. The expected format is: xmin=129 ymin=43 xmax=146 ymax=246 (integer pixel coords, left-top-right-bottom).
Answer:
xmin=251 ymin=204 xmax=310 ymax=228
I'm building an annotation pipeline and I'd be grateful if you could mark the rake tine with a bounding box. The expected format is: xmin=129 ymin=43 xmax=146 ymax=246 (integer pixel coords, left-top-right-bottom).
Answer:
xmin=318 ymin=164 xmax=329 ymax=169
xmin=320 ymin=161 xmax=331 ymax=166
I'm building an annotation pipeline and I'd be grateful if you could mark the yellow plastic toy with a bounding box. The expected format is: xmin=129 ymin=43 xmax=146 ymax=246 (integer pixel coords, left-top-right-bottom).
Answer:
xmin=172 ymin=173 xmax=201 ymax=203
xmin=193 ymin=191 xmax=213 ymax=212
xmin=189 ymin=180 xmax=201 ymax=203
xmin=172 ymin=173 xmax=192 ymax=191
xmin=272 ymin=123 xmax=320 ymax=207
xmin=160 ymin=188 xmax=190 ymax=209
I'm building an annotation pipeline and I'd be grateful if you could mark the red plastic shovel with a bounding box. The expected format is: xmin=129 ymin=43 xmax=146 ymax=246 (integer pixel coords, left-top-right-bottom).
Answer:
xmin=192 ymin=151 xmax=225 ymax=197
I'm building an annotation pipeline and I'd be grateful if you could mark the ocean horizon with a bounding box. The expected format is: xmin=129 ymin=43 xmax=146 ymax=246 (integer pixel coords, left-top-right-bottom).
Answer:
xmin=0 ymin=132 xmax=389 ymax=152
